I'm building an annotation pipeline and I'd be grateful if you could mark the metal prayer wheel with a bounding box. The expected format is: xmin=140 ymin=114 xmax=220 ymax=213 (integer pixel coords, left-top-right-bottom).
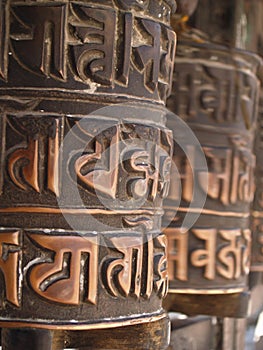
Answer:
xmin=0 ymin=0 xmax=176 ymax=347
xmin=163 ymin=40 xmax=261 ymax=318
xmin=251 ymin=88 xmax=263 ymax=276
xmin=243 ymin=0 xmax=263 ymax=276
xmin=191 ymin=0 xmax=263 ymax=306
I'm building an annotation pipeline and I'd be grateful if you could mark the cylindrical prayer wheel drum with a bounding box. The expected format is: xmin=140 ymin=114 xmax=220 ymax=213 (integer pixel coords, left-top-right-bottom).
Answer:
xmin=251 ymin=92 xmax=263 ymax=273
xmin=0 ymin=0 xmax=176 ymax=346
xmin=163 ymin=41 xmax=261 ymax=317
xmin=242 ymin=0 xmax=263 ymax=277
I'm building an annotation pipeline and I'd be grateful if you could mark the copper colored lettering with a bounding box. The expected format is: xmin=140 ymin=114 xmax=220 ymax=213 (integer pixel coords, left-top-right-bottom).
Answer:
xmin=154 ymin=234 xmax=168 ymax=298
xmin=166 ymin=228 xmax=188 ymax=281
xmin=28 ymin=234 xmax=98 ymax=305
xmin=217 ymin=230 xmax=243 ymax=279
xmin=0 ymin=231 xmax=21 ymax=307
xmin=8 ymin=139 xmax=40 ymax=193
xmin=103 ymin=236 xmax=144 ymax=298
xmin=69 ymin=5 xmax=116 ymax=85
xmin=191 ymin=229 xmax=217 ymax=280
xmin=75 ymin=126 xmax=119 ymax=199
xmin=47 ymin=119 xmax=61 ymax=196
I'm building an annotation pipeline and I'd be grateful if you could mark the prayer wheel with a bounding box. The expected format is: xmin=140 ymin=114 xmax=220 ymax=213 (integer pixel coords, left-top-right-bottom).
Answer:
xmin=0 ymin=0 xmax=176 ymax=348
xmin=191 ymin=0 xmax=263 ymax=305
xmin=163 ymin=38 xmax=261 ymax=317
xmin=251 ymin=94 xmax=263 ymax=274
xmin=243 ymin=0 xmax=263 ymax=277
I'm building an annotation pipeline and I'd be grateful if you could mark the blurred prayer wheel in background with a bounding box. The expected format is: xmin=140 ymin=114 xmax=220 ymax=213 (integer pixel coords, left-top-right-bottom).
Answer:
xmin=251 ymin=93 xmax=263 ymax=274
xmin=189 ymin=0 xmax=263 ymax=312
xmin=0 ymin=1 xmax=176 ymax=348
xmin=163 ymin=39 xmax=261 ymax=318
xmin=242 ymin=0 xmax=263 ymax=278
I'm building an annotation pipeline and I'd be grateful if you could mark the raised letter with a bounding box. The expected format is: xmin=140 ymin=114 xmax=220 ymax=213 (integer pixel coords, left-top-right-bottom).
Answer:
xmin=166 ymin=228 xmax=188 ymax=281
xmin=10 ymin=5 xmax=67 ymax=80
xmin=0 ymin=231 xmax=21 ymax=307
xmin=28 ymin=234 xmax=98 ymax=305
xmin=191 ymin=229 xmax=217 ymax=280
xmin=8 ymin=139 xmax=40 ymax=193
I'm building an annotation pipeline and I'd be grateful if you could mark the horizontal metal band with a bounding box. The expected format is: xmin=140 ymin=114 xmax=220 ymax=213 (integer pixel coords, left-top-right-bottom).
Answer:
xmin=252 ymin=211 xmax=263 ymax=218
xmin=250 ymin=266 xmax=263 ymax=272
xmin=0 ymin=312 xmax=167 ymax=331
xmin=0 ymin=87 xmax=166 ymax=106
xmin=168 ymin=287 xmax=245 ymax=295
xmin=165 ymin=206 xmax=250 ymax=218
xmin=0 ymin=207 xmax=162 ymax=215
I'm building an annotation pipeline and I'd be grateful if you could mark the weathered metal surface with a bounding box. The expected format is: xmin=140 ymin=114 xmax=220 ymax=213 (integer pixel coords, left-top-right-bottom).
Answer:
xmin=0 ymin=0 xmax=176 ymax=338
xmin=164 ymin=40 xmax=261 ymax=317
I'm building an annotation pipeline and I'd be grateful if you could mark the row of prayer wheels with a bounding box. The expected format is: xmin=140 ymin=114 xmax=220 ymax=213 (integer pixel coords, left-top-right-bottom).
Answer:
xmin=0 ymin=0 xmax=263 ymax=348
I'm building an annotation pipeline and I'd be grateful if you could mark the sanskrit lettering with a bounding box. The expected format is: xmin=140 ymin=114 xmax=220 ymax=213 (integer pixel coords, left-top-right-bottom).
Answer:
xmin=102 ymin=235 xmax=146 ymax=298
xmin=28 ymin=233 xmax=99 ymax=305
xmin=0 ymin=231 xmax=167 ymax=306
xmin=102 ymin=233 xmax=167 ymax=299
xmin=0 ymin=230 xmax=21 ymax=307
xmin=68 ymin=4 xmax=116 ymax=86
xmin=174 ymin=61 xmax=259 ymax=127
xmin=166 ymin=228 xmax=188 ymax=281
xmin=153 ymin=234 xmax=168 ymax=298
xmin=169 ymin=143 xmax=255 ymax=206
xmin=74 ymin=123 xmax=172 ymax=202
xmin=199 ymin=143 xmax=255 ymax=205
xmin=0 ymin=2 xmax=176 ymax=100
xmin=166 ymin=228 xmax=251 ymax=281
xmin=7 ymin=116 xmax=62 ymax=196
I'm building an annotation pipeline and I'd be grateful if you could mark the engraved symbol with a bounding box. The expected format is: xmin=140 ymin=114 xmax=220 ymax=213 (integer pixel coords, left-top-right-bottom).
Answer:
xmin=0 ymin=231 xmax=21 ymax=307
xmin=166 ymin=228 xmax=188 ymax=281
xmin=159 ymin=27 xmax=176 ymax=101
xmin=74 ymin=123 xmax=172 ymax=202
xmin=69 ymin=5 xmax=116 ymax=86
xmin=75 ymin=126 xmax=119 ymax=199
xmin=154 ymin=234 xmax=168 ymax=298
xmin=28 ymin=234 xmax=98 ymax=305
xmin=217 ymin=229 xmax=250 ymax=280
xmin=102 ymin=236 xmax=145 ymax=298
xmin=133 ymin=19 xmax=161 ymax=92
xmin=10 ymin=5 xmax=67 ymax=80
xmin=173 ymin=59 xmax=259 ymax=127
xmin=191 ymin=229 xmax=217 ymax=280
xmin=8 ymin=138 xmax=40 ymax=193
xmin=166 ymin=228 xmax=251 ymax=281
xmin=7 ymin=117 xmax=61 ymax=195
xmin=102 ymin=234 xmax=168 ymax=299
